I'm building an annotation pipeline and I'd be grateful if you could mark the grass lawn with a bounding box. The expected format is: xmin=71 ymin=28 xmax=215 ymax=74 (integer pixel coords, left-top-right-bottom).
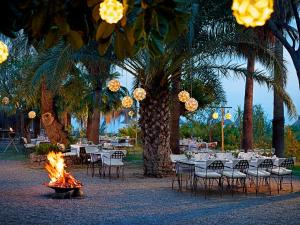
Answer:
xmin=294 ymin=164 xmax=300 ymax=177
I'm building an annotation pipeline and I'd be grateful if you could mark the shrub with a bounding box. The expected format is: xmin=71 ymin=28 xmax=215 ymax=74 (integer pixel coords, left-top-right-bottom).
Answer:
xmin=35 ymin=143 xmax=60 ymax=155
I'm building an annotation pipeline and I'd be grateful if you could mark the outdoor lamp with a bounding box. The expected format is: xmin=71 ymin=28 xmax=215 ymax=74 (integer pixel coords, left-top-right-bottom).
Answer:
xmin=225 ymin=112 xmax=232 ymax=120
xmin=2 ymin=97 xmax=9 ymax=105
xmin=108 ymin=79 xmax=121 ymax=92
xmin=122 ymin=96 xmax=133 ymax=108
xmin=0 ymin=41 xmax=9 ymax=64
xmin=133 ymin=88 xmax=146 ymax=101
xmin=99 ymin=0 xmax=124 ymax=24
xmin=232 ymin=0 xmax=274 ymax=27
xmin=178 ymin=90 xmax=190 ymax=103
xmin=185 ymin=98 xmax=198 ymax=112
xmin=28 ymin=111 xmax=36 ymax=119
xmin=212 ymin=112 xmax=219 ymax=120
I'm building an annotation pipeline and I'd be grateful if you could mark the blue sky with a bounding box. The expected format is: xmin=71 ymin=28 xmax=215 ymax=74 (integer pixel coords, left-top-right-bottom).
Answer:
xmin=222 ymin=49 xmax=300 ymax=125
xmin=118 ymin=48 xmax=300 ymax=126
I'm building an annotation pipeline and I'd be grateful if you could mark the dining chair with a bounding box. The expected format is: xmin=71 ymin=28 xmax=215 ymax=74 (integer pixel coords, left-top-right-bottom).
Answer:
xmin=270 ymin=157 xmax=295 ymax=194
xmin=102 ymin=151 xmax=125 ymax=179
xmin=223 ymin=159 xmax=249 ymax=196
xmin=87 ymin=153 xmax=102 ymax=177
xmin=247 ymin=158 xmax=273 ymax=195
xmin=194 ymin=160 xmax=224 ymax=199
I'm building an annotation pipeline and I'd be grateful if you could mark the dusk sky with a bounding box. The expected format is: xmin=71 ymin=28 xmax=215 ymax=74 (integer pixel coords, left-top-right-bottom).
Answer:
xmin=119 ymin=48 xmax=300 ymax=126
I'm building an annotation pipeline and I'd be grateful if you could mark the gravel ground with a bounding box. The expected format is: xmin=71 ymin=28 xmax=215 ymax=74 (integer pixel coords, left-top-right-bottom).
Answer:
xmin=0 ymin=160 xmax=300 ymax=225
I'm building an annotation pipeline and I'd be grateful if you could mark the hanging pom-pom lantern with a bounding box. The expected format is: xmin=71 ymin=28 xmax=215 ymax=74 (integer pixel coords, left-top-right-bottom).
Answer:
xmin=28 ymin=111 xmax=36 ymax=119
xmin=2 ymin=97 xmax=9 ymax=105
xmin=0 ymin=41 xmax=9 ymax=64
xmin=212 ymin=112 xmax=219 ymax=120
xmin=225 ymin=112 xmax=232 ymax=120
xmin=107 ymin=79 xmax=121 ymax=92
xmin=232 ymin=0 xmax=274 ymax=27
xmin=122 ymin=96 xmax=133 ymax=108
xmin=128 ymin=110 xmax=134 ymax=117
xmin=185 ymin=98 xmax=198 ymax=112
xmin=133 ymin=88 xmax=146 ymax=101
xmin=178 ymin=90 xmax=190 ymax=103
xmin=99 ymin=0 xmax=124 ymax=24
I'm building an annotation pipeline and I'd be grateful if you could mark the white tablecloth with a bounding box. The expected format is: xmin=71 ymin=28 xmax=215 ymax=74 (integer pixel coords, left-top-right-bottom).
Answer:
xmin=70 ymin=144 xmax=100 ymax=156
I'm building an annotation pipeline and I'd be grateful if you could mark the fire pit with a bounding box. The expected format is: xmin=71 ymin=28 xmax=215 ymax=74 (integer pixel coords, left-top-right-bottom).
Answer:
xmin=44 ymin=151 xmax=84 ymax=199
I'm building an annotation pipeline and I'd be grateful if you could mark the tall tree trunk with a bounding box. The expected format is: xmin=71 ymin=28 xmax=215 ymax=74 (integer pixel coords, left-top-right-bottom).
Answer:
xmin=33 ymin=117 xmax=41 ymax=138
xmin=272 ymin=39 xmax=285 ymax=157
xmin=140 ymin=86 xmax=172 ymax=177
xmin=86 ymin=64 xmax=103 ymax=144
xmin=41 ymin=79 xmax=68 ymax=145
xmin=242 ymin=54 xmax=255 ymax=151
xmin=169 ymin=76 xmax=181 ymax=154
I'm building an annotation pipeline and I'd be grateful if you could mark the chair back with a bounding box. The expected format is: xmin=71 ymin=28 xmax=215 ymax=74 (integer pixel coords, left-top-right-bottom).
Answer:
xmin=90 ymin=153 xmax=100 ymax=163
xmin=280 ymin=158 xmax=295 ymax=170
xmin=111 ymin=151 xmax=125 ymax=159
xmin=233 ymin=160 xmax=249 ymax=172
xmin=79 ymin=147 xmax=86 ymax=158
xmin=258 ymin=159 xmax=273 ymax=169
xmin=207 ymin=160 xmax=224 ymax=170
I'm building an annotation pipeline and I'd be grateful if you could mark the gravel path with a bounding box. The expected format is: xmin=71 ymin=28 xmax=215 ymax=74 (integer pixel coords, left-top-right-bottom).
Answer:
xmin=0 ymin=160 xmax=299 ymax=225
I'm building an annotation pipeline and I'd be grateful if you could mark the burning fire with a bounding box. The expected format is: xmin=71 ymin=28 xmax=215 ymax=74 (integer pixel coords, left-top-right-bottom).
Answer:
xmin=45 ymin=151 xmax=82 ymax=188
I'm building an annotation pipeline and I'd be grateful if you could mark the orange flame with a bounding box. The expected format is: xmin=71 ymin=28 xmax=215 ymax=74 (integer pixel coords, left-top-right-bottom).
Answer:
xmin=45 ymin=151 xmax=82 ymax=188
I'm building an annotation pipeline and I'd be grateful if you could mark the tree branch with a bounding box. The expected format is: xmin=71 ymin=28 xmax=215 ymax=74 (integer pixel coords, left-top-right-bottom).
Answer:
xmin=290 ymin=0 xmax=300 ymax=51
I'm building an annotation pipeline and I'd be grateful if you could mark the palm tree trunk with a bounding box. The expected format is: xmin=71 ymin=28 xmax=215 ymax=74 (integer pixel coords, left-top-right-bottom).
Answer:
xmin=272 ymin=39 xmax=285 ymax=157
xmin=86 ymin=64 xmax=103 ymax=144
xmin=242 ymin=54 xmax=255 ymax=151
xmin=140 ymin=87 xmax=172 ymax=177
xmin=169 ymin=77 xmax=181 ymax=154
xmin=41 ymin=79 xmax=69 ymax=145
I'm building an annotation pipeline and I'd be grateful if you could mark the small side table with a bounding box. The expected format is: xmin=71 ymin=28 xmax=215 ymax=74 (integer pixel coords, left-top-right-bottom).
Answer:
xmin=3 ymin=132 xmax=19 ymax=153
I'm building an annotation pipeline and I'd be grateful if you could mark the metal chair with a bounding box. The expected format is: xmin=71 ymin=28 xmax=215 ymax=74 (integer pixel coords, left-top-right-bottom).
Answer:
xmin=194 ymin=160 xmax=224 ymax=199
xmin=271 ymin=157 xmax=295 ymax=194
xmin=172 ymin=161 xmax=194 ymax=191
xmin=223 ymin=160 xmax=249 ymax=196
xmin=102 ymin=151 xmax=125 ymax=179
xmin=87 ymin=153 xmax=102 ymax=177
xmin=79 ymin=147 xmax=88 ymax=167
xmin=247 ymin=159 xmax=273 ymax=195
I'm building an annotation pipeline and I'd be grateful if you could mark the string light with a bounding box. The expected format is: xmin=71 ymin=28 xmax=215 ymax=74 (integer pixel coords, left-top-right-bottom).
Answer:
xmin=28 ymin=111 xmax=36 ymax=119
xmin=2 ymin=97 xmax=9 ymax=105
xmin=212 ymin=112 xmax=219 ymax=120
xmin=225 ymin=112 xmax=232 ymax=120
xmin=232 ymin=0 xmax=274 ymax=27
xmin=128 ymin=110 xmax=134 ymax=117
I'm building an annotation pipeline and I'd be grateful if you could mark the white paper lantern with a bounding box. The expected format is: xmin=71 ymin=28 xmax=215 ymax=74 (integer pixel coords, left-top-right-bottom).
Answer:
xmin=232 ymin=0 xmax=274 ymax=27
xmin=133 ymin=88 xmax=146 ymax=101
xmin=225 ymin=112 xmax=232 ymax=120
xmin=212 ymin=112 xmax=219 ymax=120
xmin=108 ymin=79 xmax=121 ymax=92
xmin=128 ymin=110 xmax=134 ymax=117
xmin=99 ymin=0 xmax=124 ymax=24
xmin=178 ymin=90 xmax=190 ymax=103
xmin=185 ymin=98 xmax=198 ymax=112
xmin=0 ymin=41 xmax=9 ymax=64
xmin=122 ymin=96 xmax=133 ymax=108
xmin=28 ymin=111 xmax=36 ymax=119
xmin=2 ymin=97 xmax=9 ymax=105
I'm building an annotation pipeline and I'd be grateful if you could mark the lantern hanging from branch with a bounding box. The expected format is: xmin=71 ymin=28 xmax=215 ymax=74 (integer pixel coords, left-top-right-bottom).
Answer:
xmin=99 ymin=0 xmax=124 ymax=24
xmin=107 ymin=79 xmax=121 ymax=92
xmin=28 ymin=111 xmax=36 ymax=119
xmin=122 ymin=96 xmax=133 ymax=108
xmin=185 ymin=98 xmax=198 ymax=112
xmin=128 ymin=110 xmax=134 ymax=117
xmin=0 ymin=41 xmax=9 ymax=64
xmin=232 ymin=0 xmax=274 ymax=27
xmin=225 ymin=112 xmax=232 ymax=120
xmin=178 ymin=90 xmax=190 ymax=103
xmin=2 ymin=97 xmax=9 ymax=105
xmin=212 ymin=112 xmax=219 ymax=120
xmin=133 ymin=88 xmax=146 ymax=101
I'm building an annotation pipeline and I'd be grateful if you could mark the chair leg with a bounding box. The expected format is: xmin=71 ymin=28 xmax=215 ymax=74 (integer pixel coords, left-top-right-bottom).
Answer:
xmin=291 ymin=174 xmax=293 ymax=192
xmin=204 ymin=179 xmax=207 ymax=199
xmin=256 ymin=176 xmax=259 ymax=195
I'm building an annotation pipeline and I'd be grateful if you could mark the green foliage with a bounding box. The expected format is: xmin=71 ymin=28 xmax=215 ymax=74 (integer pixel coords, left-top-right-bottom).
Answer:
xmin=285 ymin=127 xmax=300 ymax=160
xmin=34 ymin=143 xmax=60 ymax=155
xmin=118 ymin=122 xmax=140 ymax=139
